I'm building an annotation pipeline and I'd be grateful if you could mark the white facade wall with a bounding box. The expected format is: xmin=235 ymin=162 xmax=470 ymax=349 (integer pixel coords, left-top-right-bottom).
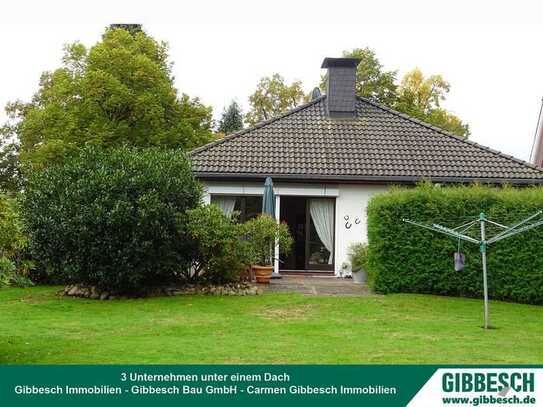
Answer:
xmin=333 ymin=184 xmax=388 ymax=275
xmin=201 ymin=181 xmax=388 ymax=276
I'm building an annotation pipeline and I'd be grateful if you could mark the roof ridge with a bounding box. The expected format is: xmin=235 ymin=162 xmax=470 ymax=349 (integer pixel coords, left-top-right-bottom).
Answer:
xmin=356 ymin=96 xmax=543 ymax=174
xmin=190 ymin=96 xmax=326 ymax=156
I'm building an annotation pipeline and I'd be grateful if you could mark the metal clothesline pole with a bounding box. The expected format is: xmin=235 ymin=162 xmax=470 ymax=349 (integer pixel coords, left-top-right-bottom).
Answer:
xmin=404 ymin=210 xmax=543 ymax=330
xmin=479 ymin=213 xmax=489 ymax=329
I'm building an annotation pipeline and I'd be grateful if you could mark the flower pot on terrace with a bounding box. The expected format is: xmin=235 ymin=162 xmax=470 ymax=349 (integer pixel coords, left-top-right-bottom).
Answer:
xmin=253 ymin=265 xmax=274 ymax=284
xmin=352 ymin=268 xmax=367 ymax=284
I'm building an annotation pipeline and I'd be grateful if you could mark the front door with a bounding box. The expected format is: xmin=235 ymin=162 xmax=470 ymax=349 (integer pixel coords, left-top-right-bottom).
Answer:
xmin=280 ymin=196 xmax=335 ymax=272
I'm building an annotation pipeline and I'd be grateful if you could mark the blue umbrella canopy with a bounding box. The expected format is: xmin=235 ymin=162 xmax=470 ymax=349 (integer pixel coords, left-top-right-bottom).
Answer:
xmin=262 ymin=177 xmax=275 ymax=218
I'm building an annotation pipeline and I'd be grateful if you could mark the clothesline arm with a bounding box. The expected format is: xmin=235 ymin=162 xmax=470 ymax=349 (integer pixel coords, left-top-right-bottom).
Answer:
xmin=487 ymin=219 xmax=543 ymax=245
xmin=403 ymin=219 xmax=479 ymax=245
xmin=489 ymin=210 xmax=543 ymax=242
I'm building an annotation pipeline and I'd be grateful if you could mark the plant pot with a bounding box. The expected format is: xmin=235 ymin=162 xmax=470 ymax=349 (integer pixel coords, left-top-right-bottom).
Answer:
xmin=253 ymin=265 xmax=274 ymax=284
xmin=352 ymin=269 xmax=367 ymax=284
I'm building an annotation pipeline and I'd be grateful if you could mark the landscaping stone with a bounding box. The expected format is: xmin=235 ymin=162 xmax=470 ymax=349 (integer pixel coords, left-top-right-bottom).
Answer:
xmin=63 ymin=282 xmax=261 ymax=300
xmin=67 ymin=286 xmax=79 ymax=296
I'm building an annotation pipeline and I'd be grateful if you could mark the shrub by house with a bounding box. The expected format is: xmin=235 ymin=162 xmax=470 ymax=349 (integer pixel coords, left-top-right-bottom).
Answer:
xmin=21 ymin=146 xmax=201 ymax=295
xmin=242 ymin=215 xmax=293 ymax=267
xmin=186 ymin=205 xmax=253 ymax=284
xmin=241 ymin=214 xmax=293 ymax=283
xmin=367 ymin=183 xmax=543 ymax=304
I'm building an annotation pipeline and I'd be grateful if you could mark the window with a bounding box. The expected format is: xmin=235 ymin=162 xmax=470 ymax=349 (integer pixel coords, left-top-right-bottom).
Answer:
xmin=210 ymin=195 xmax=262 ymax=222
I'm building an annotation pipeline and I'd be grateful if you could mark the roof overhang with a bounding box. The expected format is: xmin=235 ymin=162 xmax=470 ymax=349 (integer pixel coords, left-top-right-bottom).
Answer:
xmin=194 ymin=172 xmax=543 ymax=186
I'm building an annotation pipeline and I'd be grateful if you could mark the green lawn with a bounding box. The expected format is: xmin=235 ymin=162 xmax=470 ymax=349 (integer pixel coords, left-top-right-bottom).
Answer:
xmin=1 ymin=286 xmax=542 ymax=364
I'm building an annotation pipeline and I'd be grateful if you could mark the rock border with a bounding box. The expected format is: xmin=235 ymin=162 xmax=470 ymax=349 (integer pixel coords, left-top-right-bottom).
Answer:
xmin=62 ymin=282 xmax=261 ymax=300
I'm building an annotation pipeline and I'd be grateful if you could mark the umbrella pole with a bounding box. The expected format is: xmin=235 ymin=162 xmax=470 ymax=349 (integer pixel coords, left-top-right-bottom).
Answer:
xmin=271 ymin=193 xmax=282 ymax=279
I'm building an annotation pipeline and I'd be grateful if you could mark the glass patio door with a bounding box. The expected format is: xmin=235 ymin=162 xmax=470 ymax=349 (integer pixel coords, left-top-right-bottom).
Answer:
xmin=305 ymin=198 xmax=335 ymax=271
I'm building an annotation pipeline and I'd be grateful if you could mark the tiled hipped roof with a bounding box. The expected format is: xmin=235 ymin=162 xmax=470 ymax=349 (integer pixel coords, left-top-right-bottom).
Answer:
xmin=191 ymin=96 xmax=543 ymax=184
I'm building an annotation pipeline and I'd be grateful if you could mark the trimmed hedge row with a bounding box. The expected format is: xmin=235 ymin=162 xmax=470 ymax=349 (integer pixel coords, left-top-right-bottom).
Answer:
xmin=367 ymin=183 xmax=543 ymax=304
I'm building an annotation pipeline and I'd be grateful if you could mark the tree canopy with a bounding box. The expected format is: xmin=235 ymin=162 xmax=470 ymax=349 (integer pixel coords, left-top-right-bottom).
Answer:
xmin=321 ymin=48 xmax=397 ymax=107
xmin=394 ymin=68 xmax=469 ymax=137
xmin=0 ymin=27 xmax=214 ymax=173
xmin=217 ymin=101 xmax=244 ymax=135
xmin=248 ymin=47 xmax=469 ymax=137
xmin=245 ymin=74 xmax=305 ymax=126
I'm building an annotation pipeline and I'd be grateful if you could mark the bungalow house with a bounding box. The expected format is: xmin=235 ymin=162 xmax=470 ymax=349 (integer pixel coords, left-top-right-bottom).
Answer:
xmin=191 ymin=57 xmax=543 ymax=276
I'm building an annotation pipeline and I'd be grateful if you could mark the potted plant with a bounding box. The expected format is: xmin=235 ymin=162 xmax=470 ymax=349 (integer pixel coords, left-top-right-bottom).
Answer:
xmin=348 ymin=243 xmax=369 ymax=284
xmin=242 ymin=214 xmax=293 ymax=284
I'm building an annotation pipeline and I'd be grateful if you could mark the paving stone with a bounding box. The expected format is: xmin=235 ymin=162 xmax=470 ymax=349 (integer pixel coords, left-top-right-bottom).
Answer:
xmin=263 ymin=275 xmax=370 ymax=297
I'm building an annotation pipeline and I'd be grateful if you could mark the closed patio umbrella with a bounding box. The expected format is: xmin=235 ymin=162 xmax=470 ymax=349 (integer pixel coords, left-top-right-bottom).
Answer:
xmin=262 ymin=177 xmax=281 ymax=278
xmin=262 ymin=177 xmax=275 ymax=217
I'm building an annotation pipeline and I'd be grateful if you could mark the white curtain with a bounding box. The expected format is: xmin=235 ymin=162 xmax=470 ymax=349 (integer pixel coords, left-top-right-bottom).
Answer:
xmin=309 ymin=199 xmax=335 ymax=264
xmin=214 ymin=196 xmax=237 ymax=218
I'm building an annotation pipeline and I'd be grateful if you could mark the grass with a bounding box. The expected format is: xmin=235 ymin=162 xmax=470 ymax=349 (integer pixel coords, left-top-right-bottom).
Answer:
xmin=1 ymin=286 xmax=542 ymax=364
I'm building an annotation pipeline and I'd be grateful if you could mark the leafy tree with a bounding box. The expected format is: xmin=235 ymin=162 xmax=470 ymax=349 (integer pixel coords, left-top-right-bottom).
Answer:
xmin=424 ymin=108 xmax=470 ymax=138
xmin=395 ymin=68 xmax=470 ymax=137
xmin=0 ymin=194 xmax=33 ymax=288
xmin=321 ymin=47 xmax=397 ymax=106
xmin=0 ymin=27 xmax=214 ymax=171
xmin=109 ymin=23 xmax=143 ymax=35
xmin=217 ymin=101 xmax=244 ymax=134
xmin=0 ymin=141 xmax=20 ymax=194
xmin=0 ymin=194 xmax=26 ymax=260
xmin=334 ymin=49 xmax=469 ymax=137
xmin=245 ymin=74 xmax=305 ymax=126
xmin=249 ymin=48 xmax=468 ymax=137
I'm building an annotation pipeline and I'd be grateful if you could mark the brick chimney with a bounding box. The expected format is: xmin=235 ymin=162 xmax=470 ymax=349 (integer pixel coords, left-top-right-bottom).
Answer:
xmin=321 ymin=57 xmax=361 ymax=118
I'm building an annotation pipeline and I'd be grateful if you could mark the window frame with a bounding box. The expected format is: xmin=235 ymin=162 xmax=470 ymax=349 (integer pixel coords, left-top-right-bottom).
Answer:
xmin=210 ymin=194 xmax=262 ymax=223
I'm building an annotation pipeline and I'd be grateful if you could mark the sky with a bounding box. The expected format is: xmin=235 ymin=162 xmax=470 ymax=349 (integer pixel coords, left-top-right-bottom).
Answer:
xmin=1 ymin=0 xmax=543 ymax=161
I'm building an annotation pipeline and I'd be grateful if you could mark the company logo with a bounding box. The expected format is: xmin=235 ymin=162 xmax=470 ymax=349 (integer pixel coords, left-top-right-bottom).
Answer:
xmin=408 ymin=369 xmax=541 ymax=407
xmin=442 ymin=372 xmax=534 ymax=393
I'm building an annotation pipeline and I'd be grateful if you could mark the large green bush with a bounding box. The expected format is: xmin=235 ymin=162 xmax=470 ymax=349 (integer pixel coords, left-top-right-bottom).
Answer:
xmin=186 ymin=205 xmax=253 ymax=284
xmin=0 ymin=195 xmax=26 ymax=257
xmin=0 ymin=195 xmax=33 ymax=287
xmin=21 ymin=146 xmax=201 ymax=295
xmin=367 ymin=183 xmax=543 ymax=304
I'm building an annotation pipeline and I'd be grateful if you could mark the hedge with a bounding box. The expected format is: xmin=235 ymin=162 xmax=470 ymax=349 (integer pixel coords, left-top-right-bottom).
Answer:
xmin=367 ymin=183 xmax=543 ymax=304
